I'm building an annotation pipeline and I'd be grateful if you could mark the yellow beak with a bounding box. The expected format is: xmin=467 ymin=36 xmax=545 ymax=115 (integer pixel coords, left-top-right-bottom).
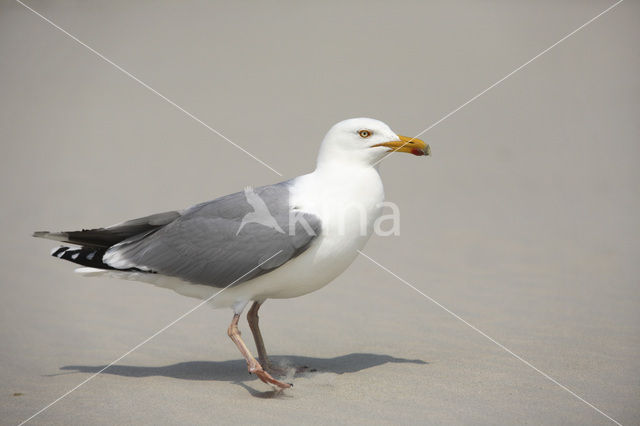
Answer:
xmin=373 ymin=135 xmax=431 ymax=156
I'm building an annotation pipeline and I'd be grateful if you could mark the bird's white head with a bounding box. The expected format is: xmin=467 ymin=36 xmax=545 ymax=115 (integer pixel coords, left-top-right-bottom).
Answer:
xmin=315 ymin=118 xmax=430 ymax=170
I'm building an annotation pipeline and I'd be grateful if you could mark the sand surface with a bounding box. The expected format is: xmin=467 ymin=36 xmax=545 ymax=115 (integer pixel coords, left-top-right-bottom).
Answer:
xmin=1 ymin=1 xmax=639 ymax=424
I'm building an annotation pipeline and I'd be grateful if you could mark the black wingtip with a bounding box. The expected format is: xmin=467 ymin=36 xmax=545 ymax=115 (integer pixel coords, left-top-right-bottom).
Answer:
xmin=51 ymin=246 xmax=68 ymax=257
xmin=33 ymin=231 xmax=49 ymax=238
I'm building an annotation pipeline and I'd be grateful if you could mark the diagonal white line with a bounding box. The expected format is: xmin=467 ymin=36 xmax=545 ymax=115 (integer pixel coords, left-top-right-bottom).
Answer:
xmin=357 ymin=250 xmax=622 ymax=425
xmin=15 ymin=0 xmax=283 ymax=177
xmin=373 ymin=0 xmax=624 ymax=168
xmin=18 ymin=250 xmax=284 ymax=426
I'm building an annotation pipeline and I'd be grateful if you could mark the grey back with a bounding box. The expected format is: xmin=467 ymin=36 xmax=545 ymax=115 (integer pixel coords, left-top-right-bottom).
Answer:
xmin=106 ymin=181 xmax=321 ymax=287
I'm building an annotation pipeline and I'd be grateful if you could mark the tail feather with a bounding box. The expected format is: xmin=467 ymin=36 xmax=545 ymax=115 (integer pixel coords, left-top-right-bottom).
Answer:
xmin=33 ymin=227 xmax=155 ymax=249
xmin=33 ymin=210 xmax=180 ymax=248
xmin=34 ymin=210 xmax=179 ymax=272
xmin=34 ymin=231 xmax=71 ymax=243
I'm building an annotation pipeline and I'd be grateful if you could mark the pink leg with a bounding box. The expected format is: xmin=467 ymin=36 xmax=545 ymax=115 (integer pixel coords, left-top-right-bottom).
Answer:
xmin=227 ymin=313 xmax=291 ymax=389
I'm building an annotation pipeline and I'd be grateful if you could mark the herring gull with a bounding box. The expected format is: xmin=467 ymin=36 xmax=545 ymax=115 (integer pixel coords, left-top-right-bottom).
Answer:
xmin=34 ymin=117 xmax=430 ymax=388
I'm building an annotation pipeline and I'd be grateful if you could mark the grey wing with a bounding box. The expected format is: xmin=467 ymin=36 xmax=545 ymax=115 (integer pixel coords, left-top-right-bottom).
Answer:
xmin=103 ymin=182 xmax=321 ymax=287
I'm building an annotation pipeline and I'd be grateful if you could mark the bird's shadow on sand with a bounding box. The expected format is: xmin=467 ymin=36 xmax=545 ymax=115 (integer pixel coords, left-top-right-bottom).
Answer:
xmin=56 ymin=353 xmax=426 ymax=396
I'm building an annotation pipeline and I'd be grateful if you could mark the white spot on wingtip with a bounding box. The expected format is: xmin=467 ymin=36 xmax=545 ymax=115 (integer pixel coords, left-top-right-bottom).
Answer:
xmin=50 ymin=246 xmax=64 ymax=256
xmin=86 ymin=251 xmax=96 ymax=261
xmin=71 ymin=252 xmax=79 ymax=260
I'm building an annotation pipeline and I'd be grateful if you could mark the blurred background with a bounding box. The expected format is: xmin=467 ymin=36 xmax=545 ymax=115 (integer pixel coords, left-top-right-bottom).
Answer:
xmin=1 ymin=0 xmax=638 ymax=424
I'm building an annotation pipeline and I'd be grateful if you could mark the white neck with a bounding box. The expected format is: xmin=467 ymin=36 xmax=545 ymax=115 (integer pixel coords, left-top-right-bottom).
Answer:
xmin=291 ymin=161 xmax=385 ymax=240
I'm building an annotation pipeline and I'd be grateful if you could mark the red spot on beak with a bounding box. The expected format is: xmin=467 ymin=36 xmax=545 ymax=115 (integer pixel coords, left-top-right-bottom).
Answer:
xmin=411 ymin=149 xmax=424 ymax=156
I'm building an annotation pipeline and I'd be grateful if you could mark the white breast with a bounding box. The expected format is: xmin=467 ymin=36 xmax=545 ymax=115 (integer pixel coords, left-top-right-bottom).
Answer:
xmin=290 ymin=165 xmax=385 ymax=248
xmin=265 ymin=165 xmax=385 ymax=295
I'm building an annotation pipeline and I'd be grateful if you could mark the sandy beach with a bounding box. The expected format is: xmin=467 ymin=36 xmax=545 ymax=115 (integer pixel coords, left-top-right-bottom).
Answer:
xmin=1 ymin=1 xmax=638 ymax=424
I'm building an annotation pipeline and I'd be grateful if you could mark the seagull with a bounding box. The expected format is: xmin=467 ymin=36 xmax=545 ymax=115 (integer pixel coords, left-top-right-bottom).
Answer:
xmin=34 ymin=118 xmax=430 ymax=389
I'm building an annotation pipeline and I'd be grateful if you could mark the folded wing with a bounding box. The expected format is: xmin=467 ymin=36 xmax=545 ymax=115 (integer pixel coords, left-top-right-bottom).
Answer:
xmin=103 ymin=182 xmax=321 ymax=287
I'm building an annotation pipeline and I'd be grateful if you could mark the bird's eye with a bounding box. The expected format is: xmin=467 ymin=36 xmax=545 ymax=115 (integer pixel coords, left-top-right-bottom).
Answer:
xmin=358 ymin=130 xmax=372 ymax=138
